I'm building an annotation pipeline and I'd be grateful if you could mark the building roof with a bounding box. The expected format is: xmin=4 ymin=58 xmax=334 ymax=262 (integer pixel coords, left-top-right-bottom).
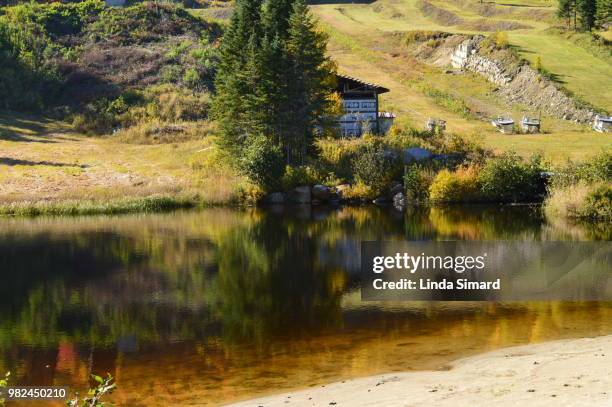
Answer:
xmin=336 ymin=74 xmax=390 ymax=94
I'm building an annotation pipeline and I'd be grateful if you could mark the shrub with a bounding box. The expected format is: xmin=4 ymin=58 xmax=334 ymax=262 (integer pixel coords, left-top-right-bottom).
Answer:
xmin=583 ymin=184 xmax=612 ymax=219
xmin=281 ymin=165 xmax=321 ymax=190
xmin=236 ymin=182 xmax=266 ymax=206
xmin=352 ymin=143 xmax=401 ymax=195
xmin=545 ymin=183 xmax=611 ymax=220
xmin=429 ymin=166 xmax=481 ymax=203
xmin=240 ymin=135 xmax=285 ymax=191
xmin=404 ymin=164 xmax=436 ymax=203
xmin=549 ymin=151 xmax=612 ymax=188
xmin=183 ymin=68 xmax=202 ymax=90
xmin=341 ymin=181 xmax=375 ymax=200
xmin=404 ymin=30 xmax=449 ymax=45
xmin=478 ymin=153 xmax=545 ymax=203
xmin=493 ymin=31 xmax=509 ymax=49
xmin=316 ymin=137 xmax=361 ymax=181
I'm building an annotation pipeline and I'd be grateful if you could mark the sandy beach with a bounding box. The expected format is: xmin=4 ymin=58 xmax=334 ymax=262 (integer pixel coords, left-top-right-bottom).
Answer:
xmin=228 ymin=335 xmax=612 ymax=407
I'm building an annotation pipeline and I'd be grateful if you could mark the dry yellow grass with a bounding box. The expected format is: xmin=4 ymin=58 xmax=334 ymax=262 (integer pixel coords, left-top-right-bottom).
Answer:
xmin=0 ymin=112 xmax=242 ymax=207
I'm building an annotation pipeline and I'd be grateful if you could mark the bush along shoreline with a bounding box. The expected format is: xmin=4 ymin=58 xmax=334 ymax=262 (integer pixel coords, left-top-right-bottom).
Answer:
xmin=245 ymin=135 xmax=610 ymax=222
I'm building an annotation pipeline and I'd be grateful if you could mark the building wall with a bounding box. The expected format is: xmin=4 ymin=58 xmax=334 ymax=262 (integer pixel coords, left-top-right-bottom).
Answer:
xmin=339 ymin=98 xmax=377 ymax=137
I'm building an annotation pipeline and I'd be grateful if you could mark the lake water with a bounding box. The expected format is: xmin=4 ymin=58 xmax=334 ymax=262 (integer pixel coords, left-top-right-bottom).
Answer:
xmin=0 ymin=205 xmax=610 ymax=406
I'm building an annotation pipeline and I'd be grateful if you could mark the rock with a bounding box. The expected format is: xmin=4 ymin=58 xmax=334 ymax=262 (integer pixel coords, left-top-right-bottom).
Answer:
xmin=403 ymin=147 xmax=433 ymax=164
xmin=265 ymin=192 xmax=286 ymax=204
xmin=289 ymin=186 xmax=311 ymax=204
xmin=393 ymin=192 xmax=406 ymax=210
xmin=335 ymin=184 xmax=351 ymax=200
xmin=311 ymin=184 xmax=331 ymax=201
xmin=328 ymin=191 xmax=340 ymax=205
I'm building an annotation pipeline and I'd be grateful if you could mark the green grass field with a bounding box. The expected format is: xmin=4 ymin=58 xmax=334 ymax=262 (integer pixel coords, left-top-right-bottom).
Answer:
xmin=311 ymin=0 xmax=611 ymax=161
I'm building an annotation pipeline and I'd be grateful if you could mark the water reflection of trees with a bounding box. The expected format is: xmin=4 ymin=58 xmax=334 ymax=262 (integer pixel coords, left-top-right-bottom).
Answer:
xmin=0 ymin=206 xmax=608 ymax=385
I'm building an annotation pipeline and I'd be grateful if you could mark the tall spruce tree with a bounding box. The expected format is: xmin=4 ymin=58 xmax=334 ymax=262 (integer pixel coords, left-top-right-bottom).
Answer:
xmin=212 ymin=0 xmax=336 ymax=166
xmin=285 ymin=0 xmax=335 ymax=163
xmin=558 ymin=0 xmax=575 ymax=28
xmin=212 ymin=0 xmax=264 ymax=152
xmin=578 ymin=0 xmax=597 ymax=30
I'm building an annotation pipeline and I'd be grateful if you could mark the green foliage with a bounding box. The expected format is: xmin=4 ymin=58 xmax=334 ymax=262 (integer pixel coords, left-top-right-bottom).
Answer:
xmin=281 ymin=165 xmax=321 ymax=190
xmin=549 ymin=151 xmax=611 ymax=188
xmin=0 ymin=0 xmax=220 ymax=116
xmin=478 ymin=153 xmax=546 ymax=203
xmin=582 ymin=184 xmax=612 ymax=219
xmin=66 ymin=374 xmax=116 ymax=407
xmin=428 ymin=166 xmax=481 ymax=203
xmin=86 ymin=2 xmax=217 ymax=45
xmin=351 ymin=142 xmax=401 ymax=195
xmin=404 ymin=164 xmax=435 ymax=203
xmin=212 ymin=0 xmax=336 ymax=165
xmin=595 ymin=0 xmax=612 ymax=28
xmin=240 ymin=135 xmax=286 ymax=191
xmin=558 ymin=0 xmax=607 ymax=30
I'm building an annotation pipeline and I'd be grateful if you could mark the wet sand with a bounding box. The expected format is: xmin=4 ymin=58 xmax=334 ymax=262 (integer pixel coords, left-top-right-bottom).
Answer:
xmin=228 ymin=335 xmax=612 ymax=407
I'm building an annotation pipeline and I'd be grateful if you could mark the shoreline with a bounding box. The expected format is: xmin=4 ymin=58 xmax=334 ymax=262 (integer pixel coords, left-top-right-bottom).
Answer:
xmin=227 ymin=335 xmax=612 ymax=407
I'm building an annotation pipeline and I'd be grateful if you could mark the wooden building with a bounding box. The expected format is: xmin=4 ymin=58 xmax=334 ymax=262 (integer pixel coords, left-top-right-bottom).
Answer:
xmin=336 ymin=74 xmax=393 ymax=137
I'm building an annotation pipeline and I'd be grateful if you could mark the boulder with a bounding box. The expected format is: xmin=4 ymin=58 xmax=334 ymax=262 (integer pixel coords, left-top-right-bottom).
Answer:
xmin=403 ymin=147 xmax=433 ymax=164
xmin=393 ymin=192 xmax=406 ymax=211
xmin=265 ymin=192 xmax=286 ymax=204
xmin=311 ymin=184 xmax=331 ymax=201
xmin=289 ymin=186 xmax=311 ymax=204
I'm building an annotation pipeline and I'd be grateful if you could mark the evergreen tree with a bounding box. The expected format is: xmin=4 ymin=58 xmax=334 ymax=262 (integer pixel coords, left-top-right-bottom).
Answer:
xmin=595 ymin=0 xmax=612 ymax=28
xmin=558 ymin=0 xmax=577 ymax=29
xmin=212 ymin=0 xmax=264 ymax=152
xmin=285 ymin=0 xmax=335 ymax=164
xmin=578 ymin=0 xmax=597 ymax=30
xmin=212 ymin=0 xmax=336 ymax=167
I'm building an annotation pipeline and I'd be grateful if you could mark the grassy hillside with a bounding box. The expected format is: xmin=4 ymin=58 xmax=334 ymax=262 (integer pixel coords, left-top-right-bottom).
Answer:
xmin=0 ymin=0 xmax=221 ymax=133
xmin=310 ymin=0 xmax=611 ymax=160
xmin=312 ymin=0 xmax=610 ymax=109
xmin=0 ymin=0 xmax=609 ymax=212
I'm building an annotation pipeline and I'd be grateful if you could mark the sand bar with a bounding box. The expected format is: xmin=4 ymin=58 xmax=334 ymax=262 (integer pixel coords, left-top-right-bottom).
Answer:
xmin=228 ymin=335 xmax=612 ymax=407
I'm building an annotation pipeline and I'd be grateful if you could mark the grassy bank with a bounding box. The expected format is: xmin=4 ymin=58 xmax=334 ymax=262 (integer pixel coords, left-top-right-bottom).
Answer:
xmin=0 ymin=112 xmax=244 ymax=213
xmin=0 ymin=195 xmax=198 ymax=217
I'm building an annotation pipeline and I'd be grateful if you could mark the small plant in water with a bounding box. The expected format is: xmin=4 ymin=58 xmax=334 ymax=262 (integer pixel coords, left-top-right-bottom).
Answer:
xmin=66 ymin=374 xmax=116 ymax=407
